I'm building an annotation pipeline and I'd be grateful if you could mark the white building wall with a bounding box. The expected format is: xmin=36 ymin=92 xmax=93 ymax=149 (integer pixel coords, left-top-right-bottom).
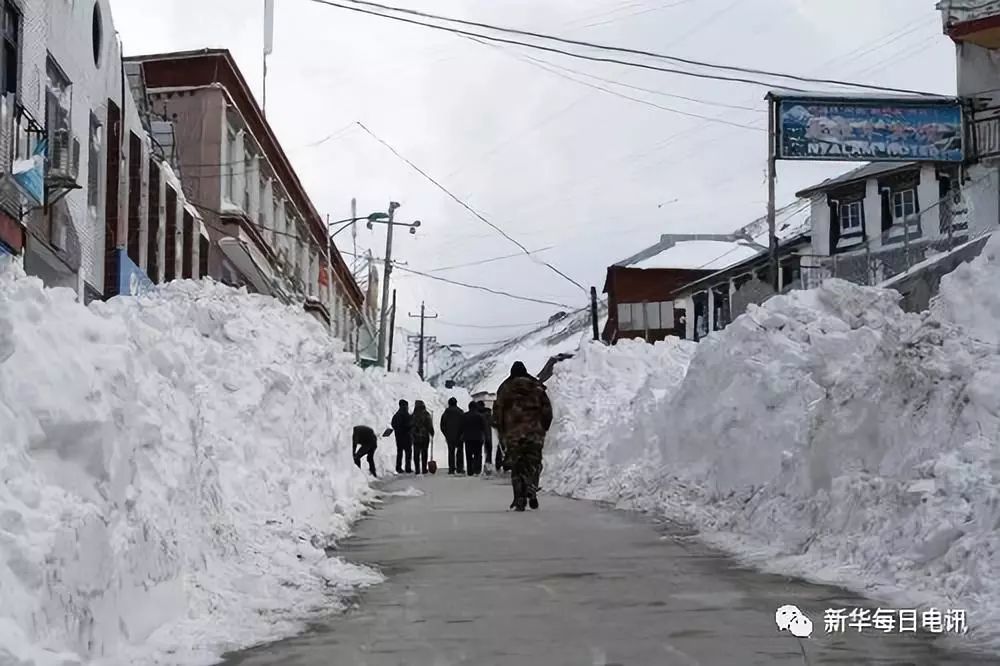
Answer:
xmin=956 ymin=42 xmax=1000 ymax=233
xmin=44 ymin=0 xmax=140 ymax=293
xmin=808 ymin=194 xmax=830 ymax=257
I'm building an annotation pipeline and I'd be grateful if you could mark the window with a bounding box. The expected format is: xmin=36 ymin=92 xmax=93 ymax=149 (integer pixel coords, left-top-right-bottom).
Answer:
xmin=222 ymin=126 xmax=236 ymax=202
xmin=87 ymin=113 xmax=102 ymax=213
xmin=45 ymin=58 xmax=72 ymax=170
xmin=2 ymin=1 xmax=20 ymax=96
xmin=645 ymin=302 xmax=661 ymax=330
xmin=617 ymin=303 xmax=632 ymax=330
xmin=617 ymin=302 xmax=674 ymax=332
xmin=243 ymin=150 xmax=253 ymax=213
xmin=893 ymin=188 xmax=917 ymax=221
xmin=839 ymin=200 xmax=862 ymax=233
xmin=91 ymin=2 xmax=103 ymax=68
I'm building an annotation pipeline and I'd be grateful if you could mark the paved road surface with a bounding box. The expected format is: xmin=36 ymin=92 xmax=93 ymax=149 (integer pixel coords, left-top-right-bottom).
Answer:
xmin=223 ymin=476 xmax=991 ymax=666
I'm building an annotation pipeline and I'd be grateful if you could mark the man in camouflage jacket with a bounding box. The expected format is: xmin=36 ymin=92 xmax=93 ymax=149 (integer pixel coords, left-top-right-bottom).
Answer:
xmin=493 ymin=361 xmax=553 ymax=511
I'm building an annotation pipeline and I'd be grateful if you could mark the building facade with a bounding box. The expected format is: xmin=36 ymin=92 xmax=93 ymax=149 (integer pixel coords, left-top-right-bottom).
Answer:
xmin=797 ymin=161 xmax=972 ymax=287
xmin=0 ymin=0 xmax=205 ymax=301
xmin=602 ymin=265 xmax=712 ymax=343
xmin=939 ymin=1 xmax=1000 ymax=238
xmin=126 ymin=49 xmax=362 ymax=345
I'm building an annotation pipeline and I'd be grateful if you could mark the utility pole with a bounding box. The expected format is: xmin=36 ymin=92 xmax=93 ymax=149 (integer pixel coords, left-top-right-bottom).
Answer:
xmin=376 ymin=201 xmax=400 ymax=367
xmin=350 ymin=197 xmax=358 ymax=273
xmin=408 ymin=301 xmax=439 ymax=381
xmin=766 ymin=94 xmax=779 ymax=292
xmin=387 ymin=290 xmax=397 ymax=372
xmin=590 ymin=286 xmax=600 ymax=341
xmin=263 ymin=0 xmax=274 ymax=116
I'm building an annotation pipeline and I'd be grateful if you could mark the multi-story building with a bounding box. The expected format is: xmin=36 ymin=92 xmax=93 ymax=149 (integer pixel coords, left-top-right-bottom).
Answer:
xmin=0 ymin=0 xmax=204 ymax=300
xmin=125 ymin=49 xmax=364 ymax=345
xmin=938 ymin=1 xmax=1000 ymax=234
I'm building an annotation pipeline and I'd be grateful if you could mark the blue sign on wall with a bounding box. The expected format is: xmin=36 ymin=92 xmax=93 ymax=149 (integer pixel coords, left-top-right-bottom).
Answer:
xmin=777 ymin=97 xmax=964 ymax=162
xmin=117 ymin=249 xmax=154 ymax=296
xmin=12 ymin=139 xmax=46 ymax=205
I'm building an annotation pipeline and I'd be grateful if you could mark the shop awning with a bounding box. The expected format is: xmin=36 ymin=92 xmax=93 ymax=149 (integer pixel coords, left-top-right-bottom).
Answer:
xmin=218 ymin=231 xmax=288 ymax=301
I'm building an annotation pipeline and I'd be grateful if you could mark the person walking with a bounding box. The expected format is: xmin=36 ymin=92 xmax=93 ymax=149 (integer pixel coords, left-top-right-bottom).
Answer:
xmin=494 ymin=361 xmax=553 ymax=511
xmin=391 ymin=399 xmax=414 ymax=474
xmin=462 ymin=400 xmax=487 ymax=476
xmin=352 ymin=425 xmax=379 ymax=477
xmin=440 ymin=397 xmax=465 ymax=474
xmin=478 ymin=401 xmax=495 ymax=475
xmin=412 ymin=400 xmax=434 ymax=475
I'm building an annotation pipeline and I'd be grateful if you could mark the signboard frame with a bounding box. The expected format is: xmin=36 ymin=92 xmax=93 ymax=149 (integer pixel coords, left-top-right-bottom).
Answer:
xmin=772 ymin=94 xmax=965 ymax=164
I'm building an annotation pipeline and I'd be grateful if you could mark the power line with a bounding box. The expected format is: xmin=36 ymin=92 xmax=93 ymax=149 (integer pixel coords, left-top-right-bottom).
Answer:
xmin=337 ymin=249 xmax=575 ymax=307
xmin=391 ymin=264 xmax=576 ymax=308
xmin=425 ymin=246 xmax=555 ymax=272
xmin=308 ymin=0 xmax=813 ymax=92
xmin=469 ymin=37 xmax=765 ymax=132
xmin=435 ymin=319 xmax=551 ymax=329
xmin=310 ymin=0 xmax=940 ymax=96
xmin=354 ymin=121 xmax=588 ymax=293
xmin=510 ymin=50 xmax=765 ymax=113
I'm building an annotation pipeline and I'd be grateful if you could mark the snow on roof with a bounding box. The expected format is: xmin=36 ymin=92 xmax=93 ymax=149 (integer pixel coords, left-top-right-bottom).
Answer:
xmin=633 ymin=240 xmax=762 ymax=271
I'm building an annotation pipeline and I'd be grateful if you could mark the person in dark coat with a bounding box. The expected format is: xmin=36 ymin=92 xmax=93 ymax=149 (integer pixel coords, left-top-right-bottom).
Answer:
xmin=412 ymin=400 xmax=434 ymax=475
xmin=391 ymin=399 xmax=414 ymax=473
xmin=494 ymin=361 xmax=552 ymax=510
xmin=462 ymin=400 xmax=487 ymax=476
xmin=440 ymin=397 xmax=466 ymax=474
xmin=352 ymin=425 xmax=379 ymax=477
xmin=493 ymin=362 xmax=534 ymax=474
xmin=477 ymin=401 xmax=495 ymax=473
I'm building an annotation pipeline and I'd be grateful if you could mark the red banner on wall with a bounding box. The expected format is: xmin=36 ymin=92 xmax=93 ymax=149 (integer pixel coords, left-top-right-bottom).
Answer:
xmin=318 ymin=265 xmax=329 ymax=287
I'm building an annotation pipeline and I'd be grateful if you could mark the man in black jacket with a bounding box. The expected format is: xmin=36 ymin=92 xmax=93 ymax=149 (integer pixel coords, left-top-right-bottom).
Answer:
xmin=478 ymin=401 xmax=495 ymax=474
xmin=462 ymin=400 xmax=487 ymax=476
xmin=439 ymin=398 xmax=465 ymax=474
xmin=412 ymin=400 xmax=434 ymax=475
xmin=352 ymin=425 xmax=378 ymax=477
xmin=391 ymin=399 xmax=414 ymax=474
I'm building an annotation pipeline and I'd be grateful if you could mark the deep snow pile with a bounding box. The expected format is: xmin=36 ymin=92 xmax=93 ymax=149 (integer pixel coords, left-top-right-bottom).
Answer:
xmin=544 ymin=240 xmax=1000 ymax=649
xmin=0 ymin=261 xmax=457 ymax=665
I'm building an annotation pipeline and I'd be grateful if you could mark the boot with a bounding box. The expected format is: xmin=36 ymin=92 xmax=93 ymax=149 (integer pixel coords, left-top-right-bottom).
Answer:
xmin=514 ymin=497 xmax=527 ymax=512
xmin=529 ymin=495 xmax=539 ymax=510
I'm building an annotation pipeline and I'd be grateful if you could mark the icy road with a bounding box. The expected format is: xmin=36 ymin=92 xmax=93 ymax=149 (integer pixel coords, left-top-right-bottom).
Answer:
xmin=223 ymin=478 xmax=990 ymax=666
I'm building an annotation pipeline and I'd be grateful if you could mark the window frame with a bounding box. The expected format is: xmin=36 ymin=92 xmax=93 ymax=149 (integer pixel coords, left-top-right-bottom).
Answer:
xmin=87 ymin=112 xmax=102 ymax=212
xmin=892 ymin=188 xmax=917 ymax=221
xmin=839 ymin=200 xmax=863 ymax=233
xmin=222 ymin=124 xmax=236 ymax=203
xmin=2 ymin=0 xmax=20 ymax=97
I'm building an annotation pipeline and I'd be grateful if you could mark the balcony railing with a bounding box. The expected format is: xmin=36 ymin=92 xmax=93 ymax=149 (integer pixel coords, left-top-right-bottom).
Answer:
xmin=0 ymin=95 xmax=46 ymax=216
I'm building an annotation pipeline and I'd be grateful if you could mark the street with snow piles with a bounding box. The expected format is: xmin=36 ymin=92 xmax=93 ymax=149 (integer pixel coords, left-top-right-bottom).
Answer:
xmin=4 ymin=233 xmax=1000 ymax=662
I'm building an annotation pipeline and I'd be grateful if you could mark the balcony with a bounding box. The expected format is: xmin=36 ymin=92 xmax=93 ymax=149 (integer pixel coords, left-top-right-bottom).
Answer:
xmin=0 ymin=96 xmax=46 ymax=216
xmin=939 ymin=0 xmax=1000 ymax=48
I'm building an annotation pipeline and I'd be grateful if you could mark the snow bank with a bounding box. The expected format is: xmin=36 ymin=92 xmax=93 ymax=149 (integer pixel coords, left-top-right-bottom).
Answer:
xmin=0 ymin=261 xmax=458 ymax=665
xmin=545 ymin=239 xmax=1000 ymax=650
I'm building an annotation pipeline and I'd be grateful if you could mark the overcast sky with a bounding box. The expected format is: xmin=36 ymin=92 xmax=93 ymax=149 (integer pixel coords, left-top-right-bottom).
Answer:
xmin=108 ymin=0 xmax=955 ymax=348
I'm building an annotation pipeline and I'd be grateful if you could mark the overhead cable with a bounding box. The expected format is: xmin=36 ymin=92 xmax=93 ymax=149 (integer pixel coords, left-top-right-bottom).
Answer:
xmin=309 ymin=0 xmax=940 ymax=96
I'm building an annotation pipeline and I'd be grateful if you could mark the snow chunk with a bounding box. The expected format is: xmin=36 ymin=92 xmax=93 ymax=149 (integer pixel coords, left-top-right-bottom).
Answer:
xmin=0 ymin=268 xmax=462 ymax=665
xmin=544 ymin=270 xmax=1000 ymax=651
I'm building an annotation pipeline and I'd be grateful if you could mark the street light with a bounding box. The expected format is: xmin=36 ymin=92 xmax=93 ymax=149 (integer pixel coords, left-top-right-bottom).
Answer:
xmin=330 ymin=212 xmax=390 ymax=239
xmin=366 ymin=217 xmax=421 ymax=234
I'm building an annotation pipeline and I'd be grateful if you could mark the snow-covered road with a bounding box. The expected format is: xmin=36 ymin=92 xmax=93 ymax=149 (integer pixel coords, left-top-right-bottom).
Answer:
xmin=222 ymin=476 xmax=989 ymax=666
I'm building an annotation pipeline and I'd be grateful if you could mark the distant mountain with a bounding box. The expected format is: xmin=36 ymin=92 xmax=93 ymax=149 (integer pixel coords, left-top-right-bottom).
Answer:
xmin=429 ymin=302 xmax=608 ymax=395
